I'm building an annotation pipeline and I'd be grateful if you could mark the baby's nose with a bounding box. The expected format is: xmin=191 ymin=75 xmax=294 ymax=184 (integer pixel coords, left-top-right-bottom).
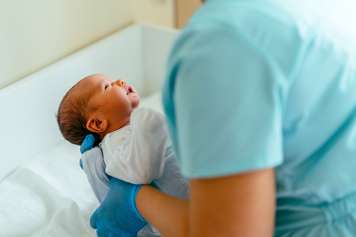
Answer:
xmin=115 ymin=79 xmax=125 ymax=87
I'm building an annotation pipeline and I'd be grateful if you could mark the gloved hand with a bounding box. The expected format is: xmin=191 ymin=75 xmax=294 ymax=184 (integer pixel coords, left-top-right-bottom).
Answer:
xmin=80 ymin=134 xmax=97 ymax=169
xmin=80 ymin=134 xmax=147 ymax=237
xmin=80 ymin=134 xmax=112 ymax=202
xmin=90 ymin=177 xmax=147 ymax=237
xmin=81 ymin=147 xmax=110 ymax=201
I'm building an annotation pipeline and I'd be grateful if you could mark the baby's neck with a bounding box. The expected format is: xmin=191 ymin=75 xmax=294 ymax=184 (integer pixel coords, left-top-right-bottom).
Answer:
xmin=100 ymin=116 xmax=131 ymax=141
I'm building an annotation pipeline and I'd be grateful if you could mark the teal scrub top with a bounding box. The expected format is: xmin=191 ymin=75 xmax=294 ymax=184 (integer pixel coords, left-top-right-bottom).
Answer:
xmin=163 ymin=0 xmax=356 ymax=235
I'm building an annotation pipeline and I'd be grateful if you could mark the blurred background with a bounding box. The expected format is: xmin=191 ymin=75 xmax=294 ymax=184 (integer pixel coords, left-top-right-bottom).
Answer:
xmin=0 ymin=0 xmax=202 ymax=89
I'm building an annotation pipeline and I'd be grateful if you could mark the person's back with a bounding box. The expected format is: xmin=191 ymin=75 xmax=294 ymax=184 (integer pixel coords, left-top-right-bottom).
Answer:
xmin=164 ymin=0 xmax=356 ymax=235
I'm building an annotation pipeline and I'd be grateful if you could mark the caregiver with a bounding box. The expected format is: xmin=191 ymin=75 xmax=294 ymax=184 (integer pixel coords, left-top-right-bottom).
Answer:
xmin=85 ymin=0 xmax=356 ymax=236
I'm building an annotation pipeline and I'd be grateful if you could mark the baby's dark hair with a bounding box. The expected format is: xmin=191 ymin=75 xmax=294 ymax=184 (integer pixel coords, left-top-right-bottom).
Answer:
xmin=56 ymin=82 xmax=93 ymax=145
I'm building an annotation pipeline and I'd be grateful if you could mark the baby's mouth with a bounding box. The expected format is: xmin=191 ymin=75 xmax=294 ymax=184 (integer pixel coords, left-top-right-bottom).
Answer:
xmin=126 ymin=86 xmax=134 ymax=95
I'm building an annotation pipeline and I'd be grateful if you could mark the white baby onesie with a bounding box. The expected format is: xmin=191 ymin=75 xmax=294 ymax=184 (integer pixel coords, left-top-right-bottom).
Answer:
xmin=99 ymin=108 xmax=188 ymax=200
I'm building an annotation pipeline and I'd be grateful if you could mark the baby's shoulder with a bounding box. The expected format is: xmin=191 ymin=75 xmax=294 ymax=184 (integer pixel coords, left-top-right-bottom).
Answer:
xmin=131 ymin=107 xmax=168 ymax=136
xmin=132 ymin=107 xmax=165 ymax=125
xmin=100 ymin=125 xmax=132 ymax=156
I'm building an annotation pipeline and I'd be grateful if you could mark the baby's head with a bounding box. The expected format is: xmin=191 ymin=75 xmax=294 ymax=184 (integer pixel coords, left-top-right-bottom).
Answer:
xmin=57 ymin=74 xmax=140 ymax=145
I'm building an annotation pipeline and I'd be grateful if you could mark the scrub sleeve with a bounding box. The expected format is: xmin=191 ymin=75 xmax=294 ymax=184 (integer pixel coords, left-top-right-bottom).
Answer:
xmin=163 ymin=24 xmax=285 ymax=178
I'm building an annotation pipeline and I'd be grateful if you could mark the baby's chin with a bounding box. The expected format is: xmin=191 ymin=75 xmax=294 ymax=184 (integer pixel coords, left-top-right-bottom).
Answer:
xmin=129 ymin=93 xmax=140 ymax=109
xmin=130 ymin=96 xmax=140 ymax=109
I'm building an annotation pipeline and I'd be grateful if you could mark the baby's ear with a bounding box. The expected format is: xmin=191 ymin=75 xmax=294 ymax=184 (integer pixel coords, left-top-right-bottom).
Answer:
xmin=86 ymin=115 xmax=108 ymax=134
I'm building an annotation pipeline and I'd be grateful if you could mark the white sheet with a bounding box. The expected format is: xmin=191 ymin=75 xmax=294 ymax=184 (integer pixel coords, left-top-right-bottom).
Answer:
xmin=0 ymin=93 xmax=163 ymax=237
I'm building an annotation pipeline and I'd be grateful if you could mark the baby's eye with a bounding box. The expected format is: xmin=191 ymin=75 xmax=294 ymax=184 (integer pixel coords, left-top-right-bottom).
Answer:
xmin=104 ymin=84 xmax=110 ymax=90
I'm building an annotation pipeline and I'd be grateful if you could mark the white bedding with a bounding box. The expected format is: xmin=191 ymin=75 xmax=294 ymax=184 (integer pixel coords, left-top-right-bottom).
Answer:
xmin=0 ymin=93 xmax=163 ymax=237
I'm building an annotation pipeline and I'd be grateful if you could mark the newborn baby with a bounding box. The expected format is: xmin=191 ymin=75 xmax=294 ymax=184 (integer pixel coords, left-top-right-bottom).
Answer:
xmin=56 ymin=74 xmax=188 ymax=236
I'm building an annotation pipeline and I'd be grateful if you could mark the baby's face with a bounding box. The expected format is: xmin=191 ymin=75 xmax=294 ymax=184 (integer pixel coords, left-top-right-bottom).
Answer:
xmin=81 ymin=74 xmax=140 ymax=129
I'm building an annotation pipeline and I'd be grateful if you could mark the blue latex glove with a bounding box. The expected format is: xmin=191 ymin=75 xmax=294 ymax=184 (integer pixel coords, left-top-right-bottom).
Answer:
xmin=90 ymin=177 xmax=147 ymax=237
xmin=80 ymin=134 xmax=96 ymax=154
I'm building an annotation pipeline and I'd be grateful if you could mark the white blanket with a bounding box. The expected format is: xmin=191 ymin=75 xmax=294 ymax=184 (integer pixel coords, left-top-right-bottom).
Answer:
xmin=0 ymin=93 xmax=163 ymax=237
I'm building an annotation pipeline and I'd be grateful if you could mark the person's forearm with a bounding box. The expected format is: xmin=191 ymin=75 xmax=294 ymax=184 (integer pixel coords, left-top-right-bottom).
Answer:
xmin=136 ymin=185 xmax=189 ymax=237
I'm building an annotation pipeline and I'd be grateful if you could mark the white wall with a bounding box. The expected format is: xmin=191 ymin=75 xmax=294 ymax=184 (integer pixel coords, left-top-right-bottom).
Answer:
xmin=132 ymin=0 xmax=174 ymax=27
xmin=0 ymin=0 xmax=175 ymax=89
